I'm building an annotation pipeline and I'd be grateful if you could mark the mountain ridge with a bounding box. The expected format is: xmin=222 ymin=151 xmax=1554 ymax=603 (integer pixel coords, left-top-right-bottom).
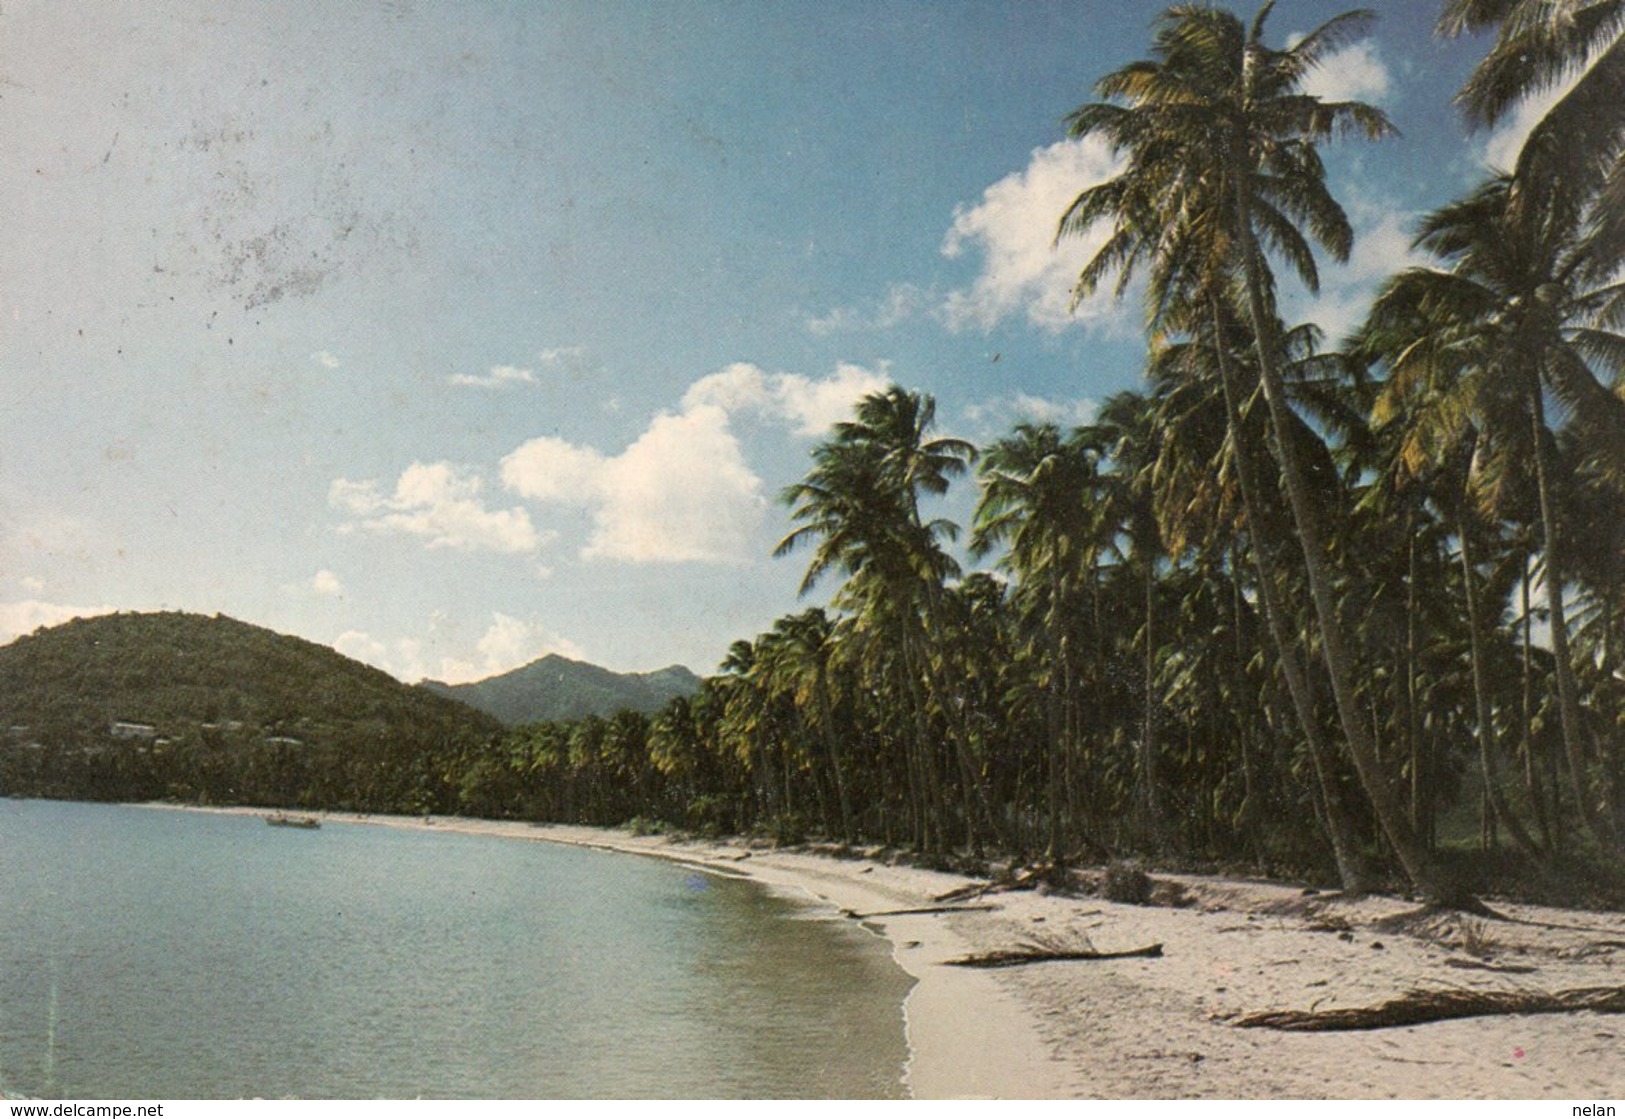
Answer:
xmin=421 ymin=652 xmax=702 ymax=725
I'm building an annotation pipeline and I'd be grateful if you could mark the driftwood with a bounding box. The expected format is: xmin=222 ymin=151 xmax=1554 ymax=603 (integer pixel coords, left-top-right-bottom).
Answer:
xmin=1234 ymin=985 xmax=1625 ymax=1032
xmin=933 ymin=863 xmax=1078 ymax=904
xmin=946 ymin=943 xmax=1163 ymax=969
xmin=843 ymin=904 xmax=998 ymax=919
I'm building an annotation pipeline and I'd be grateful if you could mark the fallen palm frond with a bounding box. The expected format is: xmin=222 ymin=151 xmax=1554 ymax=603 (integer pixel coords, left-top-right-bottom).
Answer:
xmin=946 ymin=943 xmax=1163 ymax=968
xmin=1233 ymin=986 xmax=1625 ymax=1031
xmin=933 ymin=862 xmax=1079 ymax=904
xmin=843 ymin=904 xmax=998 ymax=919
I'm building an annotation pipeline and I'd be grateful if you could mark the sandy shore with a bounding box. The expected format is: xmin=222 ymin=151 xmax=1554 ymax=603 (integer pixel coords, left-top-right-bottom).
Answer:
xmin=142 ymin=804 xmax=1625 ymax=1099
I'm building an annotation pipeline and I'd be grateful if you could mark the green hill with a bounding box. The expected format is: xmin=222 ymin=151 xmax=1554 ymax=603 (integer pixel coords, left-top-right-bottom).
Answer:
xmin=422 ymin=654 xmax=702 ymax=725
xmin=0 ymin=611 xmax=499 ymax=810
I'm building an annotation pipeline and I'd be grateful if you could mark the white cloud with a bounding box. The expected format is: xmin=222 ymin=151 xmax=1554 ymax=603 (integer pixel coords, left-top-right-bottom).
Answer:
xmin=1302 ymin=40 xmax=1390 ymax=104
xmin=940 ymin=137 xmax=1129 ymax=333
xmin=538 ymin=346 xmax=592 ymax=375
xmin=448 ymin=363 xmax=536 ymax=389
xmin=681 ymin=360 xmax=891 ymax=437
xmin=0 ymin=600 xmax=117 ymax=645
xmin=1285 ymin=201 xmax=1427 ymax=342
xmin=503 ymin=404 xmax=766 ymax=564
xmin=334 ymin=613 xmax=584 ymax=684
xmin=312 ymin=350 xmax=341 ymax=369
xmin=965 ymin=393 xmax=1099 ymax=434
xmin=448 ymin=612 xmax=586 ymax=683
xmin=329 ymin=461 xmax=544 ymax=554
xmin=18 ymin=576 xmax=46 ymax=593
xmin=311 ymin=569 xmax=344 ymax=597
xmin=499 ymin=361 xmax=881 ymax=565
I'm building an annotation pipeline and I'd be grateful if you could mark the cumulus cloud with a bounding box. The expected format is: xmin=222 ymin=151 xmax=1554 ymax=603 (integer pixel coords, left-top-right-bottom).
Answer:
xmin=311 ymin=569 xmax=344 ymax=597
xmin=335 ymin=613 xmax=583 ymax=684
xmin=312 ymin=350 xmax=341 ymax=369
xmin=680 ymin=361 xmax=892 ymax=437
xmin=448 ymin=363 xmax=536 ymax=389
xmin=329 ymin=462 xmax=544 ymax=554
xmin=436 ymin=613 xmax=586 ymax=684
xmin=1285 ymin=202 xmax=1427 ymax=342
xmin=500 ymin=362 xmax=885 ymax=565
xmin=0 ymin=599 xmax=117 ymax=644
xmin=940 ymin=137 xmax=1128 ymax=333
xmin=503 ymin=405 xmax=765 ymax=564
xmin=1301 ymin=39 xmax=1390 ymax=104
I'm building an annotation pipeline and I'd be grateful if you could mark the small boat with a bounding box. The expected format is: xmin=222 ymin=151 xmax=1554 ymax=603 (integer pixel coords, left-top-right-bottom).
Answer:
xmin=265 ymin=812 xmax=321 ymax=829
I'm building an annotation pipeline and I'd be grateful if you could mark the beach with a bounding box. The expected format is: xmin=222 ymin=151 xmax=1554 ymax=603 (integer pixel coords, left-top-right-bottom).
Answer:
xmin=140 ymin=805 xmax=1624 ymax=1099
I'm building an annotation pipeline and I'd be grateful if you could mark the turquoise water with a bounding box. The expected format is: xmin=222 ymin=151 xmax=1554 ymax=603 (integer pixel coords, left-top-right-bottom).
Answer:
xmin=0 ymin=800 xmax=911 ymax=1099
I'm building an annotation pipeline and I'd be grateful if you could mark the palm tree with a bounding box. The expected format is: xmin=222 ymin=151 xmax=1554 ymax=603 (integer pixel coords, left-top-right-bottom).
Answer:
xmin=974 ymin=422 xmax=1105 ymax=856
xmin=1438 ymin=0 xmax=1625 ymax=264
xmin=1361 ymin=172 xmax=1625 ymax=850
xmin=777 ymin=388 xmax=984 ymax=852
xmin=1057 ymin=2 xmax=1457 ymax=900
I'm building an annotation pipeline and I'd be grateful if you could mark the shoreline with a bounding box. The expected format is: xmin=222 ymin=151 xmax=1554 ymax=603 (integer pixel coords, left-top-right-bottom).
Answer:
xmin=134 ymin=803 xmax=1625 ymax=1099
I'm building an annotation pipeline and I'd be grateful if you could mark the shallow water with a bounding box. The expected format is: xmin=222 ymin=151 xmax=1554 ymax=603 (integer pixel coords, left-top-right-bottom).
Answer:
xmin=0 ymin=800 xmax=911 ymax=1099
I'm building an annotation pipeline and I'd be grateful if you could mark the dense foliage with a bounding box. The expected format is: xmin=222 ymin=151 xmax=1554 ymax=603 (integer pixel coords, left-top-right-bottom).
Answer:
xmin=449 ymin=2 xmax=1625 ymax=902
xmin=0 ymin=612 xmax=501 ymax=813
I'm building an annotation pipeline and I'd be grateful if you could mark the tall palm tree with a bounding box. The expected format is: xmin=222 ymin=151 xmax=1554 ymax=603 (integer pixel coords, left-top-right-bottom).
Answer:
xmin=974 ymin=422 xmax=1105 ymax=856
xmin=1057 ymin=3 xmax=1457 ymax=900
xmin=1361 ymin=172 xmax=1625 ymax=849
xmin=777 ymin=388 xmax=984 ymax=852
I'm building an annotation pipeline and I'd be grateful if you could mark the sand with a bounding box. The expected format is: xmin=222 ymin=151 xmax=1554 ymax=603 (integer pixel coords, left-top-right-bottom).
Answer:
xmin=140 ymin=805 xmax=1625 ymax=1100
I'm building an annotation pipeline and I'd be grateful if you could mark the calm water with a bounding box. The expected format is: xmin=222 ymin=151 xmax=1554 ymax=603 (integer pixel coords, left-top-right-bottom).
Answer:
xmin=0 ymin=800 xmax=911 ymax=1099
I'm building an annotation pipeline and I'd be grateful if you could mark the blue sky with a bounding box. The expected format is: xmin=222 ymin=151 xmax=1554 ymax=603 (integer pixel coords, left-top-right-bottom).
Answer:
xmin=0 ymin=2 xmax=1537 ymax=681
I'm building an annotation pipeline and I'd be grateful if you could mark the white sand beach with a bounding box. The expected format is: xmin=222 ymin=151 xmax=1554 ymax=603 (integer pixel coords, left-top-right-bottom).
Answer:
xmin=142 ymin=805 xmax=1625 ymax=1100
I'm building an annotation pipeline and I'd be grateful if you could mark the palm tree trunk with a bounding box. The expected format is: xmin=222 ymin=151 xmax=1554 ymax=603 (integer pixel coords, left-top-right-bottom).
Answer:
xmin=1456 ymin=500 xmax=1543 ymax=859
xmin=813 ymin=669 xmax=855 ymax=843
xmin=1212 ymin=298 xmax=1370 ymax=891
xmin=1233 ymin=213 xmax=1458 ymax=905
xmin=1529 ymin=386 xmax=1618 ymax=850
xmin=1522 ymin=551 xmax=1554 ymax=849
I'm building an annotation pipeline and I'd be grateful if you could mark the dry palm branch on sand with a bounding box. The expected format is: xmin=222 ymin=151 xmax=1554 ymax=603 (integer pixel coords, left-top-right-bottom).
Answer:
xmin=1233 ymin=985 xmax=1625 ymax=1031
xmin=944 ymin=929 xmax=1164 ymax=969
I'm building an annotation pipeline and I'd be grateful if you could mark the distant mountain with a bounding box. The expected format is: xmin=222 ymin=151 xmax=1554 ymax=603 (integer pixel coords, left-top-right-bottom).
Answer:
xmin=422 ymin=654 xmax=702 ymax=725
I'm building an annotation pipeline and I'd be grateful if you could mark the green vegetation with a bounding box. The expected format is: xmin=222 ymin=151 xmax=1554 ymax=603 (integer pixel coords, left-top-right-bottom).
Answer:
xmin=6 ymin=3 xmax=1625 ymax=907
xmin=450 ymin=2 xmax=1625 ymax=904
xmin=0 ymin=611 xmax=501 ymax=813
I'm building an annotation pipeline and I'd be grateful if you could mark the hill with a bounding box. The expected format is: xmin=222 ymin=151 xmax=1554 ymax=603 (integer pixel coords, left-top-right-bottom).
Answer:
xmin=0 ymin=611 xmax=499 ymax=810
xmin=422 ymin=654 xmax=702 ymax=725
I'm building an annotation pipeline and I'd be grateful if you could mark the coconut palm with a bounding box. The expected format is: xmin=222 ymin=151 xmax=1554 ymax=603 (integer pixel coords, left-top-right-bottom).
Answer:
xmin=1438 ymin=0 xmax=1625 ymax=264
xmin=974 ymin=422 xmax=1107 ymax=855
xmin=1056 ymin=2 xmax=1458 ymax=899
xmin=777 ymin=387 xmax=985 ymax=852
xmin=1361 ymin=172 xmax=1625 ymax=850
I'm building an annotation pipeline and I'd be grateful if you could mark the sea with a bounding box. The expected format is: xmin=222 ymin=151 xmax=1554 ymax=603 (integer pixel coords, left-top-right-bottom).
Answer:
xmin=0 ymin=800 xmax=912 ymax=1099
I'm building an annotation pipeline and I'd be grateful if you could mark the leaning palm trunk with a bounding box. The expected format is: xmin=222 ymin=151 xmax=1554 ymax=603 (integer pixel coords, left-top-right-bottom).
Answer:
xmin=1235 ymin=210 xmax=1457 ymax=905
xmin=1211 ymin=303 xmax=1369 ymax=891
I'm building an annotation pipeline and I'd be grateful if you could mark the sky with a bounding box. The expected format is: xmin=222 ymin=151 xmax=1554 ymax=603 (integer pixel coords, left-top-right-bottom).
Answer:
xmin=0 ymin=1 xmax=1541 ymax=683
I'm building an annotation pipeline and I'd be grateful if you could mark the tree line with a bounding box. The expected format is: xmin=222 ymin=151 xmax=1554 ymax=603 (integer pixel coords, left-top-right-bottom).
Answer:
xmin=8 ymin=2 xmax=1623 ymax=905
xmin=459 ymin=1 xmax=1625 ymax=904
